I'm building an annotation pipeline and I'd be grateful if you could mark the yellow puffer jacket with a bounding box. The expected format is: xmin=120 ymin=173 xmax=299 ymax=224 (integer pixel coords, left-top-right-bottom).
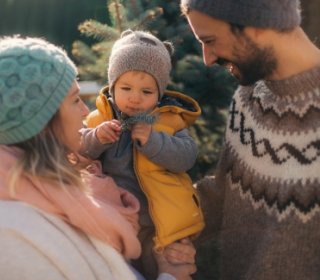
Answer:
xmin=87 ymin=86 xmax=205 ymax=250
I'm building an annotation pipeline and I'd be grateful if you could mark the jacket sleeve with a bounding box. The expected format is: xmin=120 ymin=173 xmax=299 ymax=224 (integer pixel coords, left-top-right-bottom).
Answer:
xmin=80 ymin=127 xmax=112 ymax=159
xmin=136 ymin=128 xmax=197 ymax=173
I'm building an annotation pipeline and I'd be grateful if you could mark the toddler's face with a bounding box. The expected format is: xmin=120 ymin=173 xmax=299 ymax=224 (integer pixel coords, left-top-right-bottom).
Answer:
xmin=114 ymin=71 xmax=159 ymax=116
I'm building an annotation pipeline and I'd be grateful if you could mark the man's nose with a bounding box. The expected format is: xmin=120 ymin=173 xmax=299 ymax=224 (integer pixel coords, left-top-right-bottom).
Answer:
xmin=203 ymin=44 xmax=217 ymax=67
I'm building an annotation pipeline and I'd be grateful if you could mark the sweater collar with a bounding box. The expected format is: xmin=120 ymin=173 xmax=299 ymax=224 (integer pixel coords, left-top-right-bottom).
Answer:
xmin=245 ymin=65 xmax=320 ymax=117
xmin=262 ymin=64 xmax=320 ymax=98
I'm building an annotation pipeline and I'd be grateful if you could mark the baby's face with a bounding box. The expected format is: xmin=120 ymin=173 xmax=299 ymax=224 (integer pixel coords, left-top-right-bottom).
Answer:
xmin=114 ymin=71 xmax=159 ymax=116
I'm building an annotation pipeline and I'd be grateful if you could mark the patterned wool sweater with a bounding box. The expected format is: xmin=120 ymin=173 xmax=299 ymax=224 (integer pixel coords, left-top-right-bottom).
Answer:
xmin=198 ymin=65 xmax=320 ymax=280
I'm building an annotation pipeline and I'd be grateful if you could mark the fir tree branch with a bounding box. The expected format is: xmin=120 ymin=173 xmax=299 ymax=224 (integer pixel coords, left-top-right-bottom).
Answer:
xmin=111 ymin=0 xmax=123 ymax=34
xmin=132 ymin=7 xmax=163 ymax=30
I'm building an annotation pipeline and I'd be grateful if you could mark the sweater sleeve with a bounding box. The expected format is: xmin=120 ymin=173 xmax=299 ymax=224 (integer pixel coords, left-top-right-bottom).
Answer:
xmin=157 ymin=273 xmax=176 ymax=280
xmin=0 ymin=231 xmax=66 ymax=280
xmin=136 ymin=128 xmax=197 ymax=173
xmin=129 ymin=264 xmax=176 ymax=280
xmin=0 ymin=201 xmax=119 ymax=280
xmin=194 ymin=175 xmax=224 ymax=242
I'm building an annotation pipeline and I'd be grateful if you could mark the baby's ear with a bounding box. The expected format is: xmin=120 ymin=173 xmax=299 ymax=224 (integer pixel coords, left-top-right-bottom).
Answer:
xmin=120 ymin=29 xmax=134 ymax=38
xmin=163 ymin=41 xmax=174 ymax=56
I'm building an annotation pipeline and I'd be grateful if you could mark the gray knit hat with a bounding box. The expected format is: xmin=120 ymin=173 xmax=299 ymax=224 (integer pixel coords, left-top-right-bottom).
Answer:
xmin=108 ymin=30 xmax=174 ymax=99
xmin=0 ymin=36 xmax=77 ymax=144
xmin=181 ymin=0 xmax=301 ymax=30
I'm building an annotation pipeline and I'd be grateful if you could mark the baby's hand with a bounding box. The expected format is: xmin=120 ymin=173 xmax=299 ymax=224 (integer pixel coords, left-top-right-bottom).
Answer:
xmin=96 ymin=120 xmax=122 ymax=144
xmin=163 ymin=238 xmax=196 ymax=265
xmin=131 ymin=122 xmax=152 ymax=146
xmin=154 ymin=238 xmax=196 ymax=280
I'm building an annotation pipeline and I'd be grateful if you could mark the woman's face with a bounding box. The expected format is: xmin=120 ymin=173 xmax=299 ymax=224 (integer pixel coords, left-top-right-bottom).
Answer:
xmin=54 ymin=80 xmax=89 ymax=152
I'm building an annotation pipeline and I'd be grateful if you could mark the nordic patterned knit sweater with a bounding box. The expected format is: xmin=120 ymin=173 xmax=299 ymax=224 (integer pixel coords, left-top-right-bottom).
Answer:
xmin=197 ymin=65 xmax=320 ymax=280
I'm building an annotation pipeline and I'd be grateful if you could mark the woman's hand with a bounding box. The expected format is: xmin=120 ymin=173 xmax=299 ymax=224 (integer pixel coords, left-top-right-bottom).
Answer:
xmin=154 ymin=238 xmax=197 ymax=280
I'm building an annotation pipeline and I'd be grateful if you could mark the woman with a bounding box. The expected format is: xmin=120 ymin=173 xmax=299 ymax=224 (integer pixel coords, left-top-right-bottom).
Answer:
xmin=0 ymin=36 xmax=196 ymax=280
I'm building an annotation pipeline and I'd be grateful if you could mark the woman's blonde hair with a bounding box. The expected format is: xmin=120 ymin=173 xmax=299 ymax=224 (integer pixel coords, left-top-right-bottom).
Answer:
xmin=9 ymin=112 xmax=85 ymax=193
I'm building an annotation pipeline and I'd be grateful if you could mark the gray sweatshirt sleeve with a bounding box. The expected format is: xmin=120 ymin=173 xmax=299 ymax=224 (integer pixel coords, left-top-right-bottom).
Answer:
xmin=80 ymin=128 xmax=111 ymax=159
xmin=157 ymin=273 xmax=176 ymax=280
xmin=136 ymin=128 xmax=197 ymax=173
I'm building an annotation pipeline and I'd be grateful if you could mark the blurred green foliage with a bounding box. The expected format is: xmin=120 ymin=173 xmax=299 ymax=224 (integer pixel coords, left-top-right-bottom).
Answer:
xmin=0 ymin=0 xmax=109 ymax=53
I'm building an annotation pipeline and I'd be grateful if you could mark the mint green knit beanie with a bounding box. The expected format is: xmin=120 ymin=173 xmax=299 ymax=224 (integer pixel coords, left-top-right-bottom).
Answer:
xmin=0 ymin=36 xmax=77 ymax=144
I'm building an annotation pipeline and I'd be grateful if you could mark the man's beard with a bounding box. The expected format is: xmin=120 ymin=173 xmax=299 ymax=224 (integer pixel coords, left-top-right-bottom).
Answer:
xmin=216 ymin=38 xmax=277 ymax=86
xmin=236 ymin=44 xmax=277 ymax=86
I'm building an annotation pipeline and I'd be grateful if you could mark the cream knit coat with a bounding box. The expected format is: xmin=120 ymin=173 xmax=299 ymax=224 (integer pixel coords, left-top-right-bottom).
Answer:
xmin=0 ymin=200 xmax=137 ymax=280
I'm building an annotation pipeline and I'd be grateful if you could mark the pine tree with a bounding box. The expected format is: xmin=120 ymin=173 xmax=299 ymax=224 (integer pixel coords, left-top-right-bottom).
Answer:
xmin=71 ymin=0 xmax=162 ymax=83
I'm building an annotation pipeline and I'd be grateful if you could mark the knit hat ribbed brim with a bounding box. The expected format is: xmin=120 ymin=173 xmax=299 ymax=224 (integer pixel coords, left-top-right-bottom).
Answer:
xmin=181 ymin=0 xmax=301 ymax=30
xmin=0 ymin=37 xmax=77 ymax=144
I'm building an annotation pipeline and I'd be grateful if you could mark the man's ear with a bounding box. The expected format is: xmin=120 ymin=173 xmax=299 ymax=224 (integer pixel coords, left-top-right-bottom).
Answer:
xmin=244 ymin=26 xmax=271 ymax=44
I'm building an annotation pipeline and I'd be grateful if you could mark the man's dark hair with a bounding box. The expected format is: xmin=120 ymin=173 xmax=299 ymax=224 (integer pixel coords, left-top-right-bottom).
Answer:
xmin=230 ymin=23 xmax=245 ymax=35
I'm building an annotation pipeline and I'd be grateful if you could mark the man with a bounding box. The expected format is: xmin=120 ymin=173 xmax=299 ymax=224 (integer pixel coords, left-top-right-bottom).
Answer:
xmin=180 ymin=0 xmax=320 ymax=279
